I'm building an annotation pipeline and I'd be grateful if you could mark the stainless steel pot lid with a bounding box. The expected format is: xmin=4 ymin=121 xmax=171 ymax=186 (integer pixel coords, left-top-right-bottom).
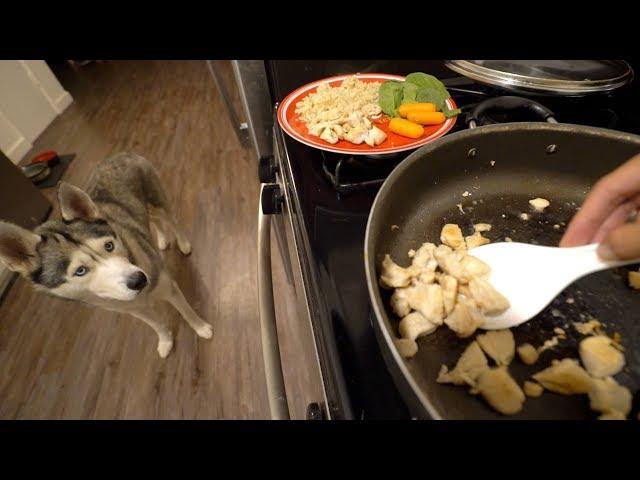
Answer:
xmin=445 ymin=60 xmax=633 ymax=95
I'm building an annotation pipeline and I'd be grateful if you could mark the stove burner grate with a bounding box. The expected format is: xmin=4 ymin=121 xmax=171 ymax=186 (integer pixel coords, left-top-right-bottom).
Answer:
xmin=320 ymin=151 xmax=403 ymax=194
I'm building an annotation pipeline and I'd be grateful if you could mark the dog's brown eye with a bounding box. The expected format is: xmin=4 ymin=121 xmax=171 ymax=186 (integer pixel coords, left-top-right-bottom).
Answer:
xmin=105 ymin=241 xmax=114 ymax=252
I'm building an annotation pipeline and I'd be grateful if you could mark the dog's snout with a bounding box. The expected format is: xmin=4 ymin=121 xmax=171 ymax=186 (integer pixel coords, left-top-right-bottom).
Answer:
xmin=126 ymin=271 xmax=148 ymax=291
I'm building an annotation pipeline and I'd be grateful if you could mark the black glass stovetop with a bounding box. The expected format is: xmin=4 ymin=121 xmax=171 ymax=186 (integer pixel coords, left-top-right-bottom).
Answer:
xmin=266 ymin=60 xmax=640 ymax=419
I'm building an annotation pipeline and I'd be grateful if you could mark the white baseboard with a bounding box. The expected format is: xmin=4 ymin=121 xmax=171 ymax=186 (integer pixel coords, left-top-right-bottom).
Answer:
xmin=5 ymin=136 xmax=33 ymax=164
xmin=53 ymin=91 xmax=73 ymax=114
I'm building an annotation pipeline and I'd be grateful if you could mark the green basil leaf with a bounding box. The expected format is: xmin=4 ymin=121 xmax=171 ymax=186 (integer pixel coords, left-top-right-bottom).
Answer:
xmin=378 ymin=81 xmax=403 ymax=116
xmin=405 ymin=72 xmax=450 ymax=99
xmin=416 ymin=87 xmax=447 ymax=110
xmin=443 ymin=106 xmax=461 ymax=118
xmin=401 ymin=82 xmax=418 ymax=104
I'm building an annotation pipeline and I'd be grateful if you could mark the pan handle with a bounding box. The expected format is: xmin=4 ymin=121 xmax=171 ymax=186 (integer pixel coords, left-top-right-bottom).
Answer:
xmin=467 ymin=96 xmax=557 ymax=129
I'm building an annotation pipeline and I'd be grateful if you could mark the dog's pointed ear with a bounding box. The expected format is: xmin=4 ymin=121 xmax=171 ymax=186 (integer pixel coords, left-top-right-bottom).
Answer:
xmin=57 ymin=182 xmax=100 ymax=222
xmin=0 ymin=221 xmax=42 ymax=274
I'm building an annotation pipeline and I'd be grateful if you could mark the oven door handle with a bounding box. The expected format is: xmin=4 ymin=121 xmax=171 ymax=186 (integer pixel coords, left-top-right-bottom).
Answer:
xmin=257 ymin=183 xmax=290 ymax=420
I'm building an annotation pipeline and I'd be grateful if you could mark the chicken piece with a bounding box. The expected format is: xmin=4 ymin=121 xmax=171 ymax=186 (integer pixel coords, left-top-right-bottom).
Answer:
xmin=434 ymin=247 xmax=490 ymax=284
xmin=413 ymin=270 xmax=436 ymax=285
xmin=628 ymin=270 xmax=640 ymax=289
xmin=344 ymin=126 xmax=368 ymax=145
xmin=390 ymin=288 xmax=411 ymax=317
xmin=476 ymin=329 xmax=515 ymax=366
xmin=599 ymin=411 xmax=627 ymax=420
xmin=465 ymin=231 xmax=490 ymax=249
xmin=307 ymin=124 xmax=325 ymax=137
xmin=471 ymin=367 xmax=525 ymax=415
xmin=523 ymin=381 xmax=544 ymax=398
xmin=405 ymin=283 xmax=444 ymax=325
xmin=529 ymin=198 xmax=550 ymax=212
xmin=573 ymin=319 xmax=604 ymax=336
xmin=474 ymin=223 xmax=492 ymax=233
xmin=411 ymin=242 xmax=438 ymax=271
xmin=579 ymin=335 xmax=625 ymax=378
xmin=364 ymin=126 xmax=387 ymax=146
xmin=460 ymin=255 xmax=491 ymax=280
xmin=517 ymin=343 xmax=539 ymax=365
xmin=537 ymin=335 xmax=562 ymax=353
xmin=379 ymin=254 xmax=416 ymax=289
xmin=395 ymin=338 xmax=418 ymax=358
xmin=438 ymin=274 xmax=458 ymax=315
xmin=588 ymin=377 xmax=632 ymax=419
xmin=319 ymin=127 xmax=339 ymax=144
xmin=444 ymin=296 xmax=485 ymax=338
xmin=437 ymin=341 xmax=489 ymax=386
xmin=440 ymin=224 xmax=466 ymax=250
xmin=332 ymin=124 xmax=344 ymax=139
xmin=458 ymin=284 xmax=471 ymax=298
xmin=469 ymin=277 xmax=510 ymax=314
xmin=434 ymin=245 xmax=466 ymax=280
xmin=611 ymin=332 xmax=625 ymax=352
xmin=398 ymin=311 xmax=438 ymax=341
xmin=532 ymin=358 xmax=593 ymax=395
xmin=348 ymin=111 xmax=364 ymax=127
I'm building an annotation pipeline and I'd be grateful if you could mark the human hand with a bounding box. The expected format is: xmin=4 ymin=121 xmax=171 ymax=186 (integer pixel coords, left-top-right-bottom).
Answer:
xmin=560 ymin=153 xmax=640 ymax=260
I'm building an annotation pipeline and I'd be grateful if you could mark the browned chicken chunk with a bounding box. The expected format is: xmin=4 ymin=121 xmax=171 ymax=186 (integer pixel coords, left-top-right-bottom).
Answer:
xmin=471 ymin=367 xmax=525 ymax=415
xmin=437 ymin=341 xmax=489 ymax=387
xmin=398 ymin=311 xmax=438 ymax=342
xmin=440 ymin=224 xmax=465 ymax=250
xmin=476 ymin=329 xmax=515 ymax=366
xmin=517 ymin=343 xmax=539 ymax=365
xmin=523 ymin=381 xmax=544 ymax=398
xmin=532 ymin=358 xmax=592 ymax=395
xmin=579 ymin=335 xmax=625 ymax=378
xmin=379 ymin=254 xmax=417 ymax=289
xmin=588 ymin=376 xmax=632 ymax=420
xmin=444 ymin=296 xmax=485 ymax=338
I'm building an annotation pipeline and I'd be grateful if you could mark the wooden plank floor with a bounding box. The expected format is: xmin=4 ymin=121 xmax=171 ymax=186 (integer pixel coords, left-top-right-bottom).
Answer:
xmin=0 ymin=60 xmax=309 ymax=419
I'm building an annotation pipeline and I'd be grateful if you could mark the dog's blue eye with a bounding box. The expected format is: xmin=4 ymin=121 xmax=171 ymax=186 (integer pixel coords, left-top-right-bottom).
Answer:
xmin=105 ymin=241 xmax=114 ymax=252
xmin=75 ymin=266 xmax=88 ymax=277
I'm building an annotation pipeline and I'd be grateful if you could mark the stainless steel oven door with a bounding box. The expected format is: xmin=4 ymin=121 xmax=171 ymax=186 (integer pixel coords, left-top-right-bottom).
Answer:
xmin=257 ymin=122 xmax=328 ymax=420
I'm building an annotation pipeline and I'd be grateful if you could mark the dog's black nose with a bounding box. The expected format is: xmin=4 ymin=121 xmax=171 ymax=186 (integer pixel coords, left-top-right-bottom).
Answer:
xmin=127 ymin=271 xmax=148 ymax=291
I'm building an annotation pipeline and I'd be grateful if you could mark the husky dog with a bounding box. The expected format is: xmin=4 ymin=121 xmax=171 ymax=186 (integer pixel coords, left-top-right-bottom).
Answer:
xmin=0 ymin=152 xmax=212 ymax=358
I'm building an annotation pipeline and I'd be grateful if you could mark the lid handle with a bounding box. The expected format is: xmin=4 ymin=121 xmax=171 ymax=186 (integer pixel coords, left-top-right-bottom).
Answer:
xmin=467 ymin=96 xmax=557 ymax=129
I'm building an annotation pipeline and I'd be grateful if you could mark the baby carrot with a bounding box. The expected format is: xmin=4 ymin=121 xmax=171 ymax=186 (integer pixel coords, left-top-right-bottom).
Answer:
xmin=407 ymin=111 xmax=446 ymax=125
xmin=389 ymin=118 xmax=424 ymax=139
xmin=398 ymin=102 xmax=436 ymax=118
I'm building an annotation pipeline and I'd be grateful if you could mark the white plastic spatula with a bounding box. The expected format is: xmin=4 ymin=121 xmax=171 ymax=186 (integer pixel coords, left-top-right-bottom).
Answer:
xmin=468 ymin=242 xmax=640 ymax=330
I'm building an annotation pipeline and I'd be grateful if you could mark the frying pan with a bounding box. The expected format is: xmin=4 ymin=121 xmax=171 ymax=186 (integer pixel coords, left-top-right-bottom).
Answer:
xmin=365 ymin=97 xmax=640 ymax=419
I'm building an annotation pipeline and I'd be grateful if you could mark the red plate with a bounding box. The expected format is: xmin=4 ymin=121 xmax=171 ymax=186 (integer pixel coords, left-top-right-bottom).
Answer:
xmin=277 ymin=73 xmax=458 ymax=155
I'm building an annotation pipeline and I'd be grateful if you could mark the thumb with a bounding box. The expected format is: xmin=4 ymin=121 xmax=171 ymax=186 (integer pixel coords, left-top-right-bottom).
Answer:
xmin=597 ymin=220 xmax=640 ymax=260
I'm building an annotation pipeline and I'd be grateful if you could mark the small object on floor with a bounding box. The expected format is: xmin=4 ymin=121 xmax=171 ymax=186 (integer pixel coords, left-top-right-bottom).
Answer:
xmin=32 ymin=154 xmax=76 ymax=189
xmin=21 ymin=163 xmax=51 ymax=183
xmin=31 ymin=150 xmax=60 ymax=167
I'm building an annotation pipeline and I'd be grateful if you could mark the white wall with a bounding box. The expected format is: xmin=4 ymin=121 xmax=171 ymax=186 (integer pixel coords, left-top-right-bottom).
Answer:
xmin=0 ymin=61 xmax=72 ymax=164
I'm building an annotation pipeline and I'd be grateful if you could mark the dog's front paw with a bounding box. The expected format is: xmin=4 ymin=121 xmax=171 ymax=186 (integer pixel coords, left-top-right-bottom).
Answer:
xmin=178 ymin=238 xmax=192 ymax=256
xmin=196 ymin=322 xmax=213 ymax=339
xmin=157 ymin=338 xmax=174 ymax=358
xmin=157 ymin=236 xmax=168 ymax=251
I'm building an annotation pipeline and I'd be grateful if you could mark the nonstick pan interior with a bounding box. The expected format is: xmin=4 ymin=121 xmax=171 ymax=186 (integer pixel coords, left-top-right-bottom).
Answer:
xmin=365 ymin=123 xmax=640 ymax=419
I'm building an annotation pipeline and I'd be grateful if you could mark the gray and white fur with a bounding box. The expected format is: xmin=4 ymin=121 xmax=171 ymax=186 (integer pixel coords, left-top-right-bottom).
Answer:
xmin=0 ymin=152 xmax=212 ymax=358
